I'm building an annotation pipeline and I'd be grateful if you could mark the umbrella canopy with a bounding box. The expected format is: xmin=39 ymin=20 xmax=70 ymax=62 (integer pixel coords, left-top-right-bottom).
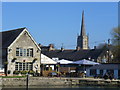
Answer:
xmin=73 ymin=59 xmax=99 ymax=65
xmin=57 ymin=59 xmax=73 ymax=64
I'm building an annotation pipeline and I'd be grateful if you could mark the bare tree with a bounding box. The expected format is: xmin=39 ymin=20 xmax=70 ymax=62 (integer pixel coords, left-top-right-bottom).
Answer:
xmin=111 ymin=27 xmax=120 ymax=63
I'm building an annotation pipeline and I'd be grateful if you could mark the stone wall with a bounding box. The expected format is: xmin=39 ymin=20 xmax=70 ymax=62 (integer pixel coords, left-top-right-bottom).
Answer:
xmin=1 ymin=77 xmax=120 ymax=87
xmin=2 ymin=77 xmax=66 ymax=86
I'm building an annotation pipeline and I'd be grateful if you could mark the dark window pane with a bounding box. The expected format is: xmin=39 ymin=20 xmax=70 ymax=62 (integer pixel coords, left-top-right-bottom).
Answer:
xmin=100 ymin=69 xmax=103 ymax=75
xmin=90 ymin=69 xmax=96 ymax=76
xmin=16 ymin=48 xmax=19 ymax=56
xmin=30 ymin=48 xmax=33 ymax=57
xmin=27 ymin=49 xmax=29 ymax=56
xmin=23 ymin=49 xmax=26 ymax=56
xmin=20 ymin=48 xmax=23 ymax=56
xmin=118 ymin=70 xmax=120 ymax=77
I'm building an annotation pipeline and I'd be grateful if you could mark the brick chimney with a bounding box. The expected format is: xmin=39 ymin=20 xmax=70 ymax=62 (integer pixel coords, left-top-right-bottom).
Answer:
xmin=76 ymin=46 xmax=80 ymax=51
xmin=94 ymin=46 xmax=96 ymax=49
xmin=61 ymin=47 xmax=64 ymax=52
xmin=49 ymin=44 xmax=54 ymax=51
xmin=38 ymin=43 xmax=42 ymax=47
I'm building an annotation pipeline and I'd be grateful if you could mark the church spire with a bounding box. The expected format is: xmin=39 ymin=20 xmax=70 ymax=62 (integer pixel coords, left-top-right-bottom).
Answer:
xmin=77 ymin=10 xmax=89 ymax=50
xmin=80 ymin=10 xmax=86 ymax=36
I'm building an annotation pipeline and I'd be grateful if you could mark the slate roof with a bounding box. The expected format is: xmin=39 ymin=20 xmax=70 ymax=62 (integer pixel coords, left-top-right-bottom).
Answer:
xmin=88 ymin=64 xmax=120 ymax=70
xmin=42 ymin=49 xmax=104 ymax=61
xmin=1 ymin=27 xmax=25 ymax=48
xmin=40 ymin=46 xmax=50 ymax=51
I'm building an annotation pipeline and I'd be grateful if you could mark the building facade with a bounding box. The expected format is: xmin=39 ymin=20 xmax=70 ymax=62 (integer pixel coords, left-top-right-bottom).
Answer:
xmin=86 ymin=64 xmax=120 ymax=79
xmin=41 ymin=46 xmax=110 ymax=63
xmin=1 ymin=27 xmax=41 ymax=76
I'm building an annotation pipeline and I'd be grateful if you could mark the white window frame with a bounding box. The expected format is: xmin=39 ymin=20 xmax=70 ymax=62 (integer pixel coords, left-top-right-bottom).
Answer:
xmin=16 ymin=48 xmax=33 ymax=57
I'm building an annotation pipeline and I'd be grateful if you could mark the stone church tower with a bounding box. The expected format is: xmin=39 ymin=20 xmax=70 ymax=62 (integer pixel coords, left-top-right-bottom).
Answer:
xmin=77 ymin=11 xmax=89 ymax=49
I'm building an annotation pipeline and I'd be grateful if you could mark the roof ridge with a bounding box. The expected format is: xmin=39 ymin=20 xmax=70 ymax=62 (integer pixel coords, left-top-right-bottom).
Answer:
xmin=2 ymin=27 xmax=26 ymax=48
xmin=1 ymin=27 xmax=26 ymax=33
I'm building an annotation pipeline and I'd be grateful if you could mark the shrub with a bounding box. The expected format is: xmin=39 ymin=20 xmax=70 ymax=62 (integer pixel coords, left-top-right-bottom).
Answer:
xmin=28 ymin=70 xmax=35 ymax=74
xmin=4 ymin=61 xmax=8 ymax=65
xmin=13 ymin=71 xmax=20 ymax=74
xmin=20 ymin=71 xmax=29 ymax=74
xmin=7 ymin=70 xmax=11 ymax=74
xmin=49 ymin=67 xmax=52 ymax=71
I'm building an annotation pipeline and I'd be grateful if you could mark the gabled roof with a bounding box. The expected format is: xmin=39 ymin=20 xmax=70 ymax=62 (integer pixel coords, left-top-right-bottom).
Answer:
xmin=42 ymin=49 xmax=104 ymax=61
xmin=41 ymin=54 xmax=57 ymax=64
xmin=1 ymin=27 xmax=25 ymax=48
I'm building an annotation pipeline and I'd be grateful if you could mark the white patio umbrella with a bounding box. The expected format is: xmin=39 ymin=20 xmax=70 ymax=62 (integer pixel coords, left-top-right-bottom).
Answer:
xmin=73 ymin=59 xmax=99 ymax=65
xmin=73 ymin=59 xmax=99 ymax=74
xmin=57 ymin=59 xmax=73 ymax=64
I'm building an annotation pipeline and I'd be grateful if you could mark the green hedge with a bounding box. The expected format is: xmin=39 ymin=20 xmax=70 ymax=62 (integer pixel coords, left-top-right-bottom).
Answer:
xmin=13 ymin=70 xmax=35 ymax=75
xmin=20 ymin=71 xmax=29 ymax=74
xmin=28 ymin=70 xmax=35 ymax=74
xmin=13 ymin=71 xmax=20 ymax=74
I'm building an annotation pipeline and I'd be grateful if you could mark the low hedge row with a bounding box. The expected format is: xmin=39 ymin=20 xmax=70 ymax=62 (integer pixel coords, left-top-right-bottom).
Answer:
xmin=13 ymin=70 xmax=35 ymax=75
